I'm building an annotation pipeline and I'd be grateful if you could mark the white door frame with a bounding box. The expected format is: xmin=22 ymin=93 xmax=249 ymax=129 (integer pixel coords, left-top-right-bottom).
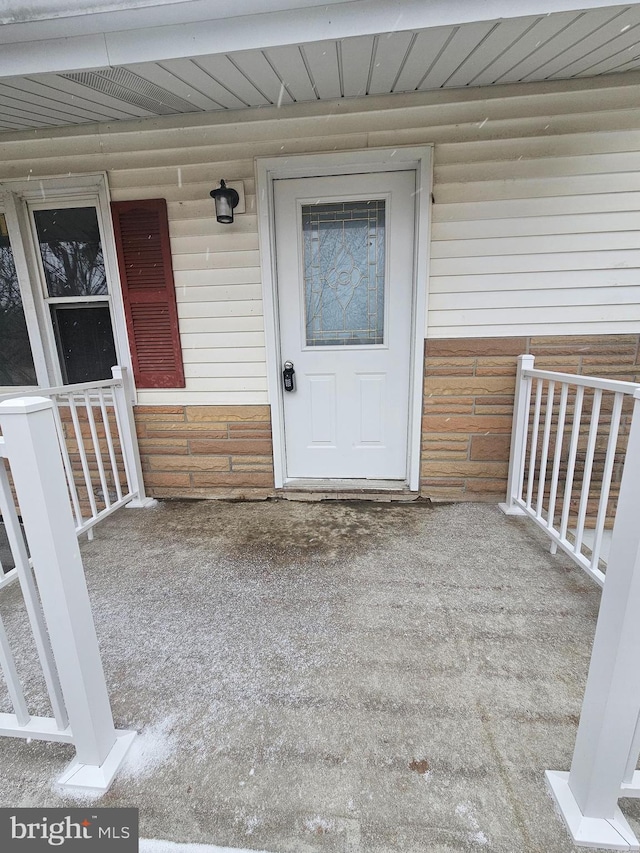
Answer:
xmin=255 ymin=146 xmax=433 ymax=491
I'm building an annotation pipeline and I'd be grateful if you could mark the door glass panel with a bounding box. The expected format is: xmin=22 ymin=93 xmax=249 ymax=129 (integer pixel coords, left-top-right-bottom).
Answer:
xmin=302 ymin=199 xmax=385 ymax=346
xmin=33 ymin=207 xmax=107 ymax=297
xmin=0 ymin=213 xmax=37 ymax=385
xmin=51 ymin=304 xmax=117 ymax=384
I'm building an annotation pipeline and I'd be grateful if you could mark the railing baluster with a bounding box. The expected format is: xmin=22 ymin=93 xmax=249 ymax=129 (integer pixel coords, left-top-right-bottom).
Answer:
xmin=590 ymin=392 xmax=624 ymax=571
xmin=68 ymin=393 xmax=98 ymax=522
xmin=516 ymin=373 xmax=534 ymax=505
xmin=574 ymin=389 xmax=603 ymax=558
xmin=536 ymin=380 xmax=555 ymax=520
xmin=515 ymin=376 xmax=533 ymax=510
xmin=547 ymin=382 xmax=569 ymax=533
xmin=623 ymin=708 xmax=640 ymax=785
xmin=84 ymin=390 xmax=111 ymax=511
xmin=526 ymin=379 xmax=544 ymax=509
xmin=99 ymin=389 xmax=123 ymax=502
xmin=0 ymin=567 xmax=17 ymax=589
xmin=500 ymin=354 xmax=535 ymax=514
xmin=0 ymin=611 xmax=30 ymax=726
xmin=50 ymin=397 xmax=83 ymax=530
xmin=111 ymin=366 xmax=152 ymax=507
xmin=559 ymin=385 xmax=585 ymax=543
xmin=110 ymin=383 xmax=134 ymax=497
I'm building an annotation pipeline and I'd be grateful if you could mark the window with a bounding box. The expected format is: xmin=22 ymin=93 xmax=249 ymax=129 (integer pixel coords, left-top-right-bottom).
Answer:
xmin=32 ymin=206 xmax=117 ymax=384
xmin=302 ymin=199 xmax=386 ymax=346
xmin=0 ymin=213 xmax=37 ymax=385
xmin=0 ymin=175 xmax=131 ymax=391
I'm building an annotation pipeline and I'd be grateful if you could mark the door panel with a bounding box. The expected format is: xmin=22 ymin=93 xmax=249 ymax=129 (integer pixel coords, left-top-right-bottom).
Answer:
xmin=274 ymin=171 xmax=415 ymax=480
xmin=308 ymin=375 xmax=336 ymax=444
xmin=357 ymin=374 xmax=385 ymax=445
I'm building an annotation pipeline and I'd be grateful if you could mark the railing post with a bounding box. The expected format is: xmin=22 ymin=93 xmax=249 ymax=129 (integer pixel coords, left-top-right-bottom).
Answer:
xmin=0 ymin=397 xmax=135 ymax=790
xmin=546 ymin=389 xmax=640 ymax=850
xmin=111 ymin=365 xmax=156 ymax=508
xmin=499 ymin=353 xmax=535 ymax=516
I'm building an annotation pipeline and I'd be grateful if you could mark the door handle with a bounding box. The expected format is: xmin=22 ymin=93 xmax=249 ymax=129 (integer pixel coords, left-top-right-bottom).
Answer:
xmin=282 ymin=361 xmax=295 ymax=392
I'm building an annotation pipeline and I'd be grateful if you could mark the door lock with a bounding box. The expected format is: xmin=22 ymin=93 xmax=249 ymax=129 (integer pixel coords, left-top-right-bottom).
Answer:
xmin=282 ymin=361 xmax=295 ymax=392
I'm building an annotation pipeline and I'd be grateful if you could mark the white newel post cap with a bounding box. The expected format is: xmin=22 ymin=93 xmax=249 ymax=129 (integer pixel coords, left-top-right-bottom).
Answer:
xmin=518 ymin=353 xmax=535 ymax=367
xmin=0 ymin=397 xmax=53 ymax=415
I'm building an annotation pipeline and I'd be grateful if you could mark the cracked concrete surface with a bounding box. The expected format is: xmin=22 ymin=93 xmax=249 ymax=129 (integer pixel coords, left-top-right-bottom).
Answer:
xmin=0 ymin=499 xmax=636 ymax=852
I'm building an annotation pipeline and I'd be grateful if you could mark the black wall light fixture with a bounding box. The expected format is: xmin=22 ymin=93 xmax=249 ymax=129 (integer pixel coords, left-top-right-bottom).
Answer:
xmin=210 ymin=179 xmax=240 ymax=224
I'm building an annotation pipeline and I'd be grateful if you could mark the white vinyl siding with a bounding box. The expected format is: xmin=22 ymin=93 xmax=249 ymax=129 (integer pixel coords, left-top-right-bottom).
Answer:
xmin=0 ymin=75 xmax=638 ymax=403
xmin=430 ymin=142 xmax=640 ymax=337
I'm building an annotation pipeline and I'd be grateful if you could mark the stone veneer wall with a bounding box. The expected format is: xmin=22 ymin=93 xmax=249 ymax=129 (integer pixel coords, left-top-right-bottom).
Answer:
xmin=133 ymin=334 xmax=640 ymax=502
xmin=420 ymin=334 xmax=640 ymax=502
xmin=135 ymin=405 xmax=275 ymax=500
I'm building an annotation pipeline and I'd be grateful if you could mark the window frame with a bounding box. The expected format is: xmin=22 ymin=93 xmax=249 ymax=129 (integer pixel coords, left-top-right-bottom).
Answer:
xmin=0 ymin=173 xmax=133 ymax=392
xmin=0 ymin=197 xmax=48 ymax=390
xmin=0 ymin=208 xmax=39 ymax=389
xmin=29 ymin=196 xmax=118 ymax=386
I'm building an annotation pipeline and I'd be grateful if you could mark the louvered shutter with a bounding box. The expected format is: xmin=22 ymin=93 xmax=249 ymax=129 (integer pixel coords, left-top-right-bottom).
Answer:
xmin=111 ymin=198 xmax=185 ymax=388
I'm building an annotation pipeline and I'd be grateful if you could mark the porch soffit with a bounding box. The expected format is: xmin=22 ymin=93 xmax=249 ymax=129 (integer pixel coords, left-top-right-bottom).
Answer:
xmin=0 ymin=0 xmax=639 ymax=134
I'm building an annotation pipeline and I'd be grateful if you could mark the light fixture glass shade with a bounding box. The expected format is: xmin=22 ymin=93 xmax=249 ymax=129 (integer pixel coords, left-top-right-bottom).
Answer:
xmin=210 ymin=180 xmax=240 ymax=224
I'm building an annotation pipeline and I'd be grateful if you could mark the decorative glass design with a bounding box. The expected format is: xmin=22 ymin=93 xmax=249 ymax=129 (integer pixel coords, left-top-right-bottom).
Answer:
xmin=302 ymin=199 xmax=385 ymax=346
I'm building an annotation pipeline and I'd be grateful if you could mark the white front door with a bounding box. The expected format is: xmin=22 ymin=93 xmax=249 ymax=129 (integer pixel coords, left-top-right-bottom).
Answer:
xmin=274 ymin=170 xmax=416 ymax=481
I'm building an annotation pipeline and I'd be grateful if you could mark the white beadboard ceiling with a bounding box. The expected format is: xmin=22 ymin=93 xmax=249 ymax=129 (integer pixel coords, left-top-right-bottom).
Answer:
xmin=1 ymin=2 xmax=640 ymax=132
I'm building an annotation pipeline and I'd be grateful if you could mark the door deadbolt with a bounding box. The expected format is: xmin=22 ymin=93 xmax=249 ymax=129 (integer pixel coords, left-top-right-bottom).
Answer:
xmin=283 ymin=361 xmax=295 ymax=392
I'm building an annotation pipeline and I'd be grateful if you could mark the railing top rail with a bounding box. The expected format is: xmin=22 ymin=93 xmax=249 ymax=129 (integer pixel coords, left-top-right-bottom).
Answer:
xmin=0 ymin=378 xmax=119 ymax=403
xmin=523 ymin=367 xmax=640 ymax=396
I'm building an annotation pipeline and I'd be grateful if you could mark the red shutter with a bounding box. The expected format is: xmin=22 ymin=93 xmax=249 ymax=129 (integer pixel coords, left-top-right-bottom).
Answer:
xmin=111 ymin=198 xmax=185 ymax=388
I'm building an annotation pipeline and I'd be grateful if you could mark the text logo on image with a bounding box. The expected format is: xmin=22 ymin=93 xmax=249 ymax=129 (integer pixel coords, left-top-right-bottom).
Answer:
xmin=0 ymin=808 xmax=138 ymax=851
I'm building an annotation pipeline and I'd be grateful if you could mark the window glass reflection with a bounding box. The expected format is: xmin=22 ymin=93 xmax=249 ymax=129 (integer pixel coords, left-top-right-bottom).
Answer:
xmin=34 ymin=207 xmax=107 ymax=297
xmin=51 ymin=304 xmax=117 ymax=384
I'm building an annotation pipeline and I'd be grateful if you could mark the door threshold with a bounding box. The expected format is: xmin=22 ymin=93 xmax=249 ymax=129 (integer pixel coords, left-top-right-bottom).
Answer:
xmin=285 ymin=478 xmax=408 ymax=490
xmin=280 ymin=479 xmax=418 ymax=502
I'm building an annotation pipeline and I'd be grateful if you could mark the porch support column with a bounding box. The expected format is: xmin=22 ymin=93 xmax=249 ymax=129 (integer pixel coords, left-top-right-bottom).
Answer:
xmin=499 ymin=353 xmax=534 ymax=516
xmin=112 ymin=365 xmax=157 ymax=509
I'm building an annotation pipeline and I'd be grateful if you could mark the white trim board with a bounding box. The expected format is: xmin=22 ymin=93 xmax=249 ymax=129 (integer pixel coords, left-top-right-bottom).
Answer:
xmin=255 ymin=146 xmax=432 ymax=492
xmin=2 ymin=1 xmax=638 ymax=75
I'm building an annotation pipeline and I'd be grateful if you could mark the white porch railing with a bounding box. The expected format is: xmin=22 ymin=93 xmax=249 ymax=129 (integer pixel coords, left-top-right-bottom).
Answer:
xmin=0 ymin=395 xmax=136 ymax=790
xmin=545 ymin=388 xmax=640 ymax=850
xmin=0 ymin=365 xmax=153 ymax=589
xmin=500 ymin=356 xmax=640 ymax=848
xmin=499 ymin=354 xmax=639 ymax=588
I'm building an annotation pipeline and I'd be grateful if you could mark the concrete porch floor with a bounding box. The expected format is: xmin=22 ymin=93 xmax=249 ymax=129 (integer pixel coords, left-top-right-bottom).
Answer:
xmin=0 ymin=499 xmax=636 ymax=853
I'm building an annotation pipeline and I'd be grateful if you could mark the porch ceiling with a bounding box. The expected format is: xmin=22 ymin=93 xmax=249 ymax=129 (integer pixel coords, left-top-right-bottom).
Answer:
xmin=0 ymin=1 xmax=640 ymax=133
